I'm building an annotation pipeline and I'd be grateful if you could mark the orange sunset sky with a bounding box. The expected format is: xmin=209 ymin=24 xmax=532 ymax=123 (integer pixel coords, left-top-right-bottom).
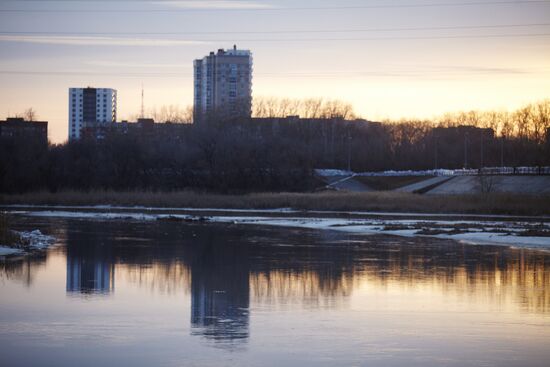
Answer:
xmin=0 ymin=0 xmax=549 ymax=143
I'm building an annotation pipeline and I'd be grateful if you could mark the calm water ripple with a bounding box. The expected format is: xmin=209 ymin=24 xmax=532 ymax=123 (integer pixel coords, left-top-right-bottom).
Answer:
xmin=1 ymin=216 xmax=549 ymax=367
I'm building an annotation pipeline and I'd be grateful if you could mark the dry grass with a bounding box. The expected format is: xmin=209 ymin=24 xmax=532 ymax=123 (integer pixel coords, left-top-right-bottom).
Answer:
xmin=1 ymin=190 xmax=550 ymax=216
xmin=0 ymin=213 xmax=20 ymax=246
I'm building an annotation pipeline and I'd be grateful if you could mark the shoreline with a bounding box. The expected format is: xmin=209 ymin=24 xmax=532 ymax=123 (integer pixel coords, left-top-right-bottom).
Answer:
xmin=2 ymin=190 xmax=550 ymax=216
xmin=0 ymin=229 xmax=56 ymax=259
xmin=4 ymin=203 xmax=550 ymax=221
xmin=7 ymin=207 xmax=550 ymax=251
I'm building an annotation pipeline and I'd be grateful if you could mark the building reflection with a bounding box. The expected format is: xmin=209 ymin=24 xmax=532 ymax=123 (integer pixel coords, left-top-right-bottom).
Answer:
xmin=65 ymin=226 xmax=115 ymax=295
xmin=2 ymin=219 xmax=549 ymax=334
xmin=66 ymin=255 xmax=114 ymax=294
xmin=190 ymin=238 xmax=250 ymax=344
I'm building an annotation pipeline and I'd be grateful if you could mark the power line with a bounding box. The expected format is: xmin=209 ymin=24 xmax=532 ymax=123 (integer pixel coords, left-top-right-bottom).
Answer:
xmin=1 ymin=23 xmax=549 ymax=35
xmin=0 ymin=68 xmax=547 ymax=78
xmin=1 ymin=32 xmax=549 ymax=43
xmin=203 ymin=33 xmax=550 ymax=41
xmin=1 ymin=1 xmax=549 ymax=13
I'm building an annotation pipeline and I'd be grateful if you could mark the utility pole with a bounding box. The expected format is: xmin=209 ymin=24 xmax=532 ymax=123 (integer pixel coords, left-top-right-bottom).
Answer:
xmin=434 ymin=134 xmax=438 ymax=170
xmin=480 ymin=130 xmax=484 ymax=169
xmin=140 ymin=84 xmax=145 ymax=119
xmin=464 ymin=132 xmax=468 ymax=169
xmin=347 ymin=129 xmax=352 ymax=172
xmin=500 ymin=136 xmax=504 ymax=168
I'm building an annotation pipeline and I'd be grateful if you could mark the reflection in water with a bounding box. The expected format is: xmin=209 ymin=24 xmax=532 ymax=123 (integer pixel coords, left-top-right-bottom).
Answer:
xmin=250 ymin=270 xmax=354 ymax=308
xmin=66 ymin=230 xmax=115 ymax=294
xmin=118 ymin=262 xmax=190 ymax=294
xmin=0 ymin=252 xmax=48 ymax=287
xmin=190 ymin=239 xmax=249 ymax=344
xmin=0 ymin=219 xmax=63 ymax=287
xmin=1 ymin=218 xmax=549 ymax=348
xmin=66 ymin=252 xmax=114 ymax=294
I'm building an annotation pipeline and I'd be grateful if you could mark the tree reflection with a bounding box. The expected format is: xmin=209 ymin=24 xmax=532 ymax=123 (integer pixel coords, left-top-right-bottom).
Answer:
xmin=1 ymin=219 xmax=549 ymax=346
xmin=189 ymin=235 xmax=250 ymax=345
xmin=0 ymin=252 xmax=47 ymax=287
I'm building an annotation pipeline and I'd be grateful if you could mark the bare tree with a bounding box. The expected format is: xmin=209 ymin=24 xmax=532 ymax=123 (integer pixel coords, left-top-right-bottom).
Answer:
xmin=16 ymin=108 xmax=38 ymax=121
xmin=478 ymin=169 xmax=496 ymax=196
xmin=130 ymin=105 xmax=193 ymax=123
xmin=253 ymin=97 xmax=357 ymax=119
xmin=532 ymin=99 xmax=550 ymax=143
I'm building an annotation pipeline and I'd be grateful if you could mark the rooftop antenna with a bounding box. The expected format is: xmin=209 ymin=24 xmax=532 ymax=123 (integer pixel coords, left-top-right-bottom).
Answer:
xmin=140 ymin=83 xmax=145 ymax=119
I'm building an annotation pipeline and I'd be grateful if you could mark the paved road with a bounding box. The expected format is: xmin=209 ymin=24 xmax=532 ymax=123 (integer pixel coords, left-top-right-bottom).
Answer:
xmin=318 ymin=173 xmax=550 ymax=194
xmin=426 ymin=175 xmax=550 ymax=195
xmin=396 ymin=176 xmax=452 ymax=193
xmin=321 ymin=175 xmax=373 ymax=192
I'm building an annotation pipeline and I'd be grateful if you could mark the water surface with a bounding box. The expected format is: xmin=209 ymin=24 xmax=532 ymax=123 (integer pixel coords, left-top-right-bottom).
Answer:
xmin=1 ymin=216 xmax=549 ymax=366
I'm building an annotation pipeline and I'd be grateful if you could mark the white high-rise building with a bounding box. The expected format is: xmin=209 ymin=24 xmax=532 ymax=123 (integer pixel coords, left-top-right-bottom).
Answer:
xmin=193 ymin=45 xmax=252 ymax=122
xmin=69 ymin=87 xmax=117 ymax=140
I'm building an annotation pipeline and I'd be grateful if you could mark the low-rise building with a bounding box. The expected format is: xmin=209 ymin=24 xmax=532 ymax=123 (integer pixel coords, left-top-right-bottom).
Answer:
xmin=0 ymin=117 xmax=48 ymax=142
xmin=80 ymin=118 xmax=191 ymax=142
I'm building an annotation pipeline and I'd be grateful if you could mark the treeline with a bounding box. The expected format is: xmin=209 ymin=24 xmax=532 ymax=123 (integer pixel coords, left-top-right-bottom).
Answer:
xmin=128 ymin=105 xmax=193 ymax=124
xmin=1 ymin=100 xmax=549 ymax=194
xmin=0 ymin=122 xmax=315 ymax=193
xmin=253 ymin=97 xmax=356 ymax=120
xmin=434 ymin=100 xmax=550 ymax=142
xmin=256 ymin=98 xmax=550 ymax=141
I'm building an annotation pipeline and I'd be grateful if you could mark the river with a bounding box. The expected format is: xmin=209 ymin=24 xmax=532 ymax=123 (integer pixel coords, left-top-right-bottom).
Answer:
xmin=1 ymin=215 xmax=549 ymax=366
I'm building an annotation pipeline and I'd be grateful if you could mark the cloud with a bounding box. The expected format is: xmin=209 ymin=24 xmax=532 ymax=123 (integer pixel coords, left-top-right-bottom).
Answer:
xmin=441 ymin=65 xmax=530 ymax=75
xmin=159 ymin=1 xmax=273 ymax=9
xmin=394 ymin=64 xmax=535 ymax=75
xmin=0 ymin=35 xmax=208 ymax=46
xmin=86 ymin=60 xmax=190 ymax=68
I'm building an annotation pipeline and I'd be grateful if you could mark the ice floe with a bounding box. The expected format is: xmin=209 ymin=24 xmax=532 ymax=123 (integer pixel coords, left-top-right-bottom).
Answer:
xmin=18 ymin=229 xmax=56 ymax=249
xmin=0 ymin=246 xmax=24 ymax=256
xmin=0 ymin=229 xmax=56 ymax=258
xmin=10 ymin=208 xmax=550 ymax=250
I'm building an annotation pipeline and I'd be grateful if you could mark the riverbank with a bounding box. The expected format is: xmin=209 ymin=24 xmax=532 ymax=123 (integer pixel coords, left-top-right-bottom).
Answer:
xmin=8 ymin=208 xmax=550 ymax=250
xmin=0 ymin=214 xmax=56 ymax=258
xmin=2 ymin=190 xmax=550 ymax=216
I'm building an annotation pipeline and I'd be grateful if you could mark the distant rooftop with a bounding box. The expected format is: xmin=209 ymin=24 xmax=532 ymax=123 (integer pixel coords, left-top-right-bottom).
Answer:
xmin=1 ymin=117 xmax=47 ymax=125
xmin=213 ymin=45 xmax=251 ymax=57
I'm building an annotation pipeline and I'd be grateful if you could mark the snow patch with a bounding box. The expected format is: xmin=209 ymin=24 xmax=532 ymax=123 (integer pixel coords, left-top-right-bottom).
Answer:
xmin=5 ymin=205 xmax=549 ymax=220
xmin=315 ymin=169 xmax=353 ymax=177
xmin=11 ymin=209 xmax=550 ymax=250
xmin=0 ymin=229 xmax=56 ymax=257
xmin=0 ymin=246 xmax=24 ymax=256
xmin=434 ymin=232 xmax=550 ymax=249
xmin=5 ymin=205 xmax=298 ymax=214
xmin=315 ymin=166 xmax=550 ymax=177
xmin=206 ymin=216 xmax=550 ymax=249
xmin=18 ymin=229 xmax=56 ymax=249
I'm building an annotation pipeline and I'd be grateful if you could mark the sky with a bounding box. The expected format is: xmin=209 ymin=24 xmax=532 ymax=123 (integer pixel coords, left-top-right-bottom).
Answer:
xmin=0 ymin=0 xmax=549 ymax=143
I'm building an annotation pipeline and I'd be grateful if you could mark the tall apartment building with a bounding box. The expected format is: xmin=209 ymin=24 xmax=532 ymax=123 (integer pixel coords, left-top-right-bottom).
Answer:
xmin=69 ymin=87 xmax=117 ymax=140
xmin=193 ymin=45 xmax=252 ymax=122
